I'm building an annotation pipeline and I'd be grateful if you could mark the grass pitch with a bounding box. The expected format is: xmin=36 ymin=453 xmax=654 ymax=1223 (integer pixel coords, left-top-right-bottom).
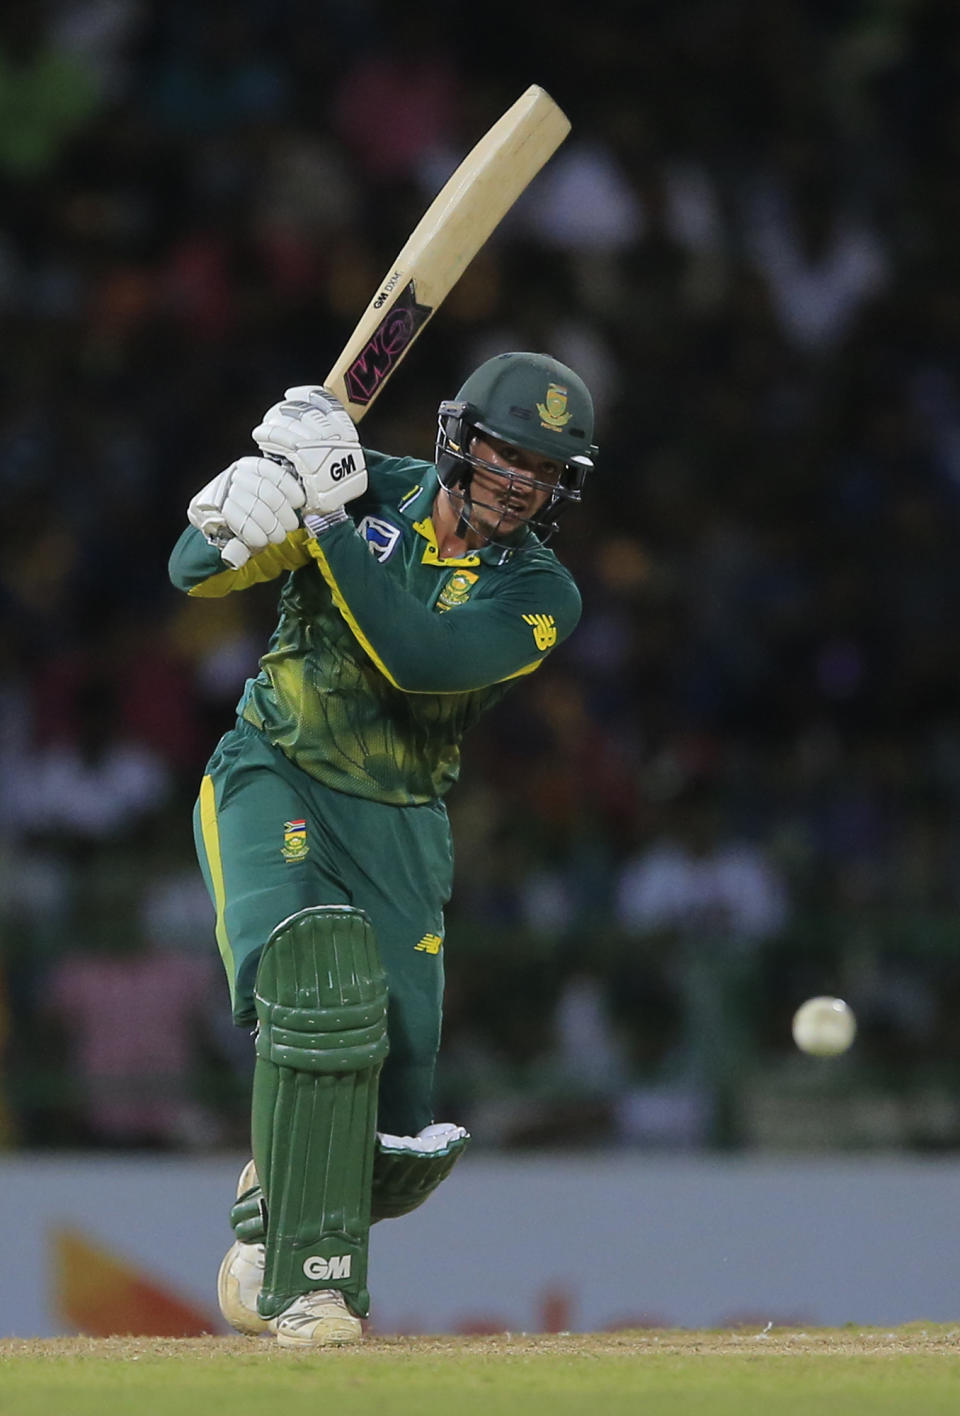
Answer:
xmin=2 ymin=1326 xmax=959 ymax=1416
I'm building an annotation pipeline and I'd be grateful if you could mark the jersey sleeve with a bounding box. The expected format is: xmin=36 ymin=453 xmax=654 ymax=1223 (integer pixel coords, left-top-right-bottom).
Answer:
xmin=167 ymin=449 xmax=418 ymax=599
xmin=168 ymin=525 xmax=313 ymax=598
xmin=305 ymin=521 xmax=581 ymax=693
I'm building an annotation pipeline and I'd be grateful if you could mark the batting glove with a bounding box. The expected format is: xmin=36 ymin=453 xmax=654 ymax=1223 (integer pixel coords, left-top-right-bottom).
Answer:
xmin=187 ymin=455 xmax=305 ymax=569
xmin=252 ymin=385 xmax=367 ymax=523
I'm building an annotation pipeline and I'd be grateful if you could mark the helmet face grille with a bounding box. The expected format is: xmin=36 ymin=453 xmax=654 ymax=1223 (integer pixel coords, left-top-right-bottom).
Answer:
xmin=435 ymin=402 xmax=590 ymax=549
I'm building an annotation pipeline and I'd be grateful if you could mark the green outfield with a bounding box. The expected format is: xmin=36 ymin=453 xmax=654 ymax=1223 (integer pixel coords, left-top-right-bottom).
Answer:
xmin=2 ymin=1327 xmax=960 ymax=1416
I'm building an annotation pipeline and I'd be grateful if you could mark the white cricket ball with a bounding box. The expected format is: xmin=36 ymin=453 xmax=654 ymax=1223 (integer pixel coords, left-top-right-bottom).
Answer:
xmin=791 ymin=996 xmax=857 ymax=1057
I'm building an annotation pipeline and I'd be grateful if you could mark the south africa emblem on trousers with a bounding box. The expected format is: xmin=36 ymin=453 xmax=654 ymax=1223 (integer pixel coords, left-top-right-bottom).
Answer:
xmin=281 ymin=819 xmax=309 ymax=862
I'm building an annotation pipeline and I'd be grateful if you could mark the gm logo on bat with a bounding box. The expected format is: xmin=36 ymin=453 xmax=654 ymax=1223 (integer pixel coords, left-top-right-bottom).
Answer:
xmin=330 ymin=453 xmax=358 ymax=481
xmin=373 ymin=269 xmax=403 ymax=309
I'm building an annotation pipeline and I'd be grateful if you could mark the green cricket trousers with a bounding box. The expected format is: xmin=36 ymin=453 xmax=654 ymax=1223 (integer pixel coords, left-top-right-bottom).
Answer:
xmin=193 ymin=718 xmax=452 ymax=1136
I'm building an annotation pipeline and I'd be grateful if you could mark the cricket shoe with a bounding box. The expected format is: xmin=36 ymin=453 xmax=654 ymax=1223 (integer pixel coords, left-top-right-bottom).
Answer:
xmin=217 ymin=1160 xmax=270 ymax=1336
xmin=273 ymin=1289 xmax=363 ymax=1348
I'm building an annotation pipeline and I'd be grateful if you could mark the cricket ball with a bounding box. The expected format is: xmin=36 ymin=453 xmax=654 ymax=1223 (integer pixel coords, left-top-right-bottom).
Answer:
xmin=791 ymin=996 xmax=856 ymax=1057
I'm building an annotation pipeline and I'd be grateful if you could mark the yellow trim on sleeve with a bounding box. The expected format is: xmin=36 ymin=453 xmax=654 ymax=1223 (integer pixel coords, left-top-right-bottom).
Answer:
xmin=187 ymin=530 xmax=312 ymax=598
xmin=198 ymin=774 xmax=236 ymax=1000
xmin=502 ymin=657 xmax=545 ymax=682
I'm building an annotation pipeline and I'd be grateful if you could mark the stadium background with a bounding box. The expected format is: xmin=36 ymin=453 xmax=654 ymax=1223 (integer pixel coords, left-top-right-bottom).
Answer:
xmin=2 ymin=0 xmax=960 ymax=1202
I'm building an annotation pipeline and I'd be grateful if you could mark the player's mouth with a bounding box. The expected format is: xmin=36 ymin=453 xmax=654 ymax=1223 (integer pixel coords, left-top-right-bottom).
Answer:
xmin=488 ymin=496 xmax=528 ymax=528
xmin=475 ymin=475 xmax=531 ymax=515
xmin=498 ymin=493 xmax=527 ymax=515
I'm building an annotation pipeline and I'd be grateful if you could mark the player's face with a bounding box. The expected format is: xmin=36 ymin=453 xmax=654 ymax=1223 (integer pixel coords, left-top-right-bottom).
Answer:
xmin=467 ymin=434 xmax=563 ymax=536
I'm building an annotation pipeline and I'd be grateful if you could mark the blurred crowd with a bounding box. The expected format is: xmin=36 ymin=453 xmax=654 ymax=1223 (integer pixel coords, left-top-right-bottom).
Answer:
xmin=3 ymin=0 xmax=960 ymax=1152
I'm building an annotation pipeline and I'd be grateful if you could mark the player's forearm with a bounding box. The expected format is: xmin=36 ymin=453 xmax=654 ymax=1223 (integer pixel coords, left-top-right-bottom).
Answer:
xmin=306 ymin=522 xmax=574 ymax=693
xmin=169 ymin=526 xmax=226 ymax=591
xmin=169 ymin=524 xmax=312 ymax=597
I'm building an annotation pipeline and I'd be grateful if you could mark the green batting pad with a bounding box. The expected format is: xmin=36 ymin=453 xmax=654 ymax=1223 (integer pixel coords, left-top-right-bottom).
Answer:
xmin=252 ymin=906 xmax=388 ymax=1319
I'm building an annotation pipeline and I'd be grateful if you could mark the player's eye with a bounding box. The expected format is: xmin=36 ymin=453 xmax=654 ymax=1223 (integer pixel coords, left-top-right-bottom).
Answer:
xmin=490 ymin=438 xmax=521 ymax=463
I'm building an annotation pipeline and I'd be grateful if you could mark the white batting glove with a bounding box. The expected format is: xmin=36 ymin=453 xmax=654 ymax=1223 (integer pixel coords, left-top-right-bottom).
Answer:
xmin=252 ymin=385 xmax=367 ymax=523
xmin=187 ymin=455 xmax=305 ymax=569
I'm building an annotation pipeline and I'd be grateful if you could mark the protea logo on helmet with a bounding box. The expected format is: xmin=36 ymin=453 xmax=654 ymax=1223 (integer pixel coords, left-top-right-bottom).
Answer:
xmin=537 ymin=382 xmax=572 ymax=431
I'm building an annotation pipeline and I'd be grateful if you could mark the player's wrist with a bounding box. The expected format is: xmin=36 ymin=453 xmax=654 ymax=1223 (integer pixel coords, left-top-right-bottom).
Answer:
xmin=303 ymin=507 xmax=350 ymax=538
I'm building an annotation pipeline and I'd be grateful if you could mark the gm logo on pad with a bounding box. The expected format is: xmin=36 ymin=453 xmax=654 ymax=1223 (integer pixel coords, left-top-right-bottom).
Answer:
xmin=303 ymin=1254 xmax=352 ymax=1281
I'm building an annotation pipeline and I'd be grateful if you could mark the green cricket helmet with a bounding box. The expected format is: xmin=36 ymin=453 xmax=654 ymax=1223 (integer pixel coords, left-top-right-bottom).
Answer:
xmin=436 ymin=351 xmax=597 ymax=544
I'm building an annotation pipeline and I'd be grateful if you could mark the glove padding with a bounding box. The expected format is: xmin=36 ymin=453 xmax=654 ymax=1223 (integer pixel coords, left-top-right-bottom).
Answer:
xmin=252 ymin=385 xmax=367 ymax=517
xmin=187 ymin=455 xmax=305 ymax=569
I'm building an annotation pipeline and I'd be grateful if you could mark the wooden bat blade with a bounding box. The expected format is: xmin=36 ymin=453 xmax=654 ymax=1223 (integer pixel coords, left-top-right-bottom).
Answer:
xmin=325 ymin=84 xmax=570 ymax=422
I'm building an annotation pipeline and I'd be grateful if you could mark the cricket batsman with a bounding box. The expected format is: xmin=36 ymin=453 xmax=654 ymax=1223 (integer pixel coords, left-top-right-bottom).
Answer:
xmin=169 ymin=351 xmax=597 ymax=1347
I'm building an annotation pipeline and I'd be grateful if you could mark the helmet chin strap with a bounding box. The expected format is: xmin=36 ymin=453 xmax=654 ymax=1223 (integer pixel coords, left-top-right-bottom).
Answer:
xmin=455 ymin=485 xmax=473 ymax=540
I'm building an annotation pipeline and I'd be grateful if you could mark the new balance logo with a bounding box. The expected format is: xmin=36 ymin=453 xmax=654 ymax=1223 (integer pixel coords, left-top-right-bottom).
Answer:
xmin=303 ymin=1254 xmax=351 ymax=1281
xmin=522 ymin=612 xmax=558 ymax=650
xmin=415 ymin=933 xmax=443 ymax=955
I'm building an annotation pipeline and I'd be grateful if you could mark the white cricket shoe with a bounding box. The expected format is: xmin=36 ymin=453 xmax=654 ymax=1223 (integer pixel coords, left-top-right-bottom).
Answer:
xmin=218 ymin=1239 xmax=269 ymax=1335
xmin=274 ymin=1289 xmax=363 ymax=1348
xmin=217 ymin=1160 xmax=270 ymax=1336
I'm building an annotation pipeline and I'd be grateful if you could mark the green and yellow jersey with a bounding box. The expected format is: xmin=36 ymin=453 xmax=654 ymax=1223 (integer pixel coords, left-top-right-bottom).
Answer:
xmin=169 ymin=451 xmax=581 ymax=805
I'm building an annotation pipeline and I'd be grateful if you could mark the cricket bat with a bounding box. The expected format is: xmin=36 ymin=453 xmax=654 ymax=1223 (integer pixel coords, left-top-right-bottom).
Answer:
xmin=324 ymin=84 xmax=570 ymax=423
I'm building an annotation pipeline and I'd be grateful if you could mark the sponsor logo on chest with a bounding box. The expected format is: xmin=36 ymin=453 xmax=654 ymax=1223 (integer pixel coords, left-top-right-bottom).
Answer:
xmin=358 ymin=515 xmax=402 ymax=563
